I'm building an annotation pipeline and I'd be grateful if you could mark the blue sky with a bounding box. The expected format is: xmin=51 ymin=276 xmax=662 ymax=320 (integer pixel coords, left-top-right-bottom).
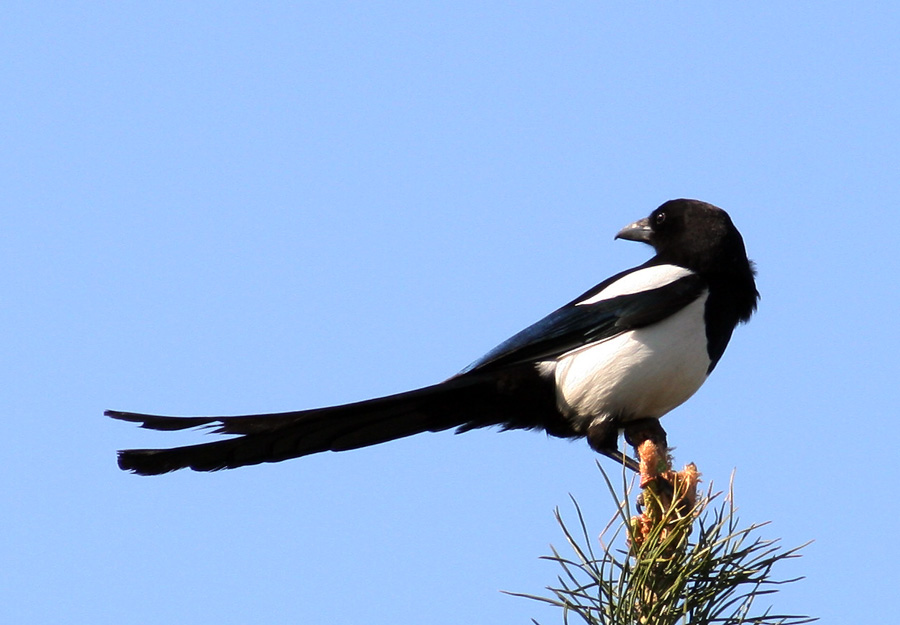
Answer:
xmin=3 ymin=3 xmax=898 ymax=623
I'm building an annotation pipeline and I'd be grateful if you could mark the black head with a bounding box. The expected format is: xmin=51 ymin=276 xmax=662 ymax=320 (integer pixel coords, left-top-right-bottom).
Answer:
xmin=617 ymin=199 xmax=750 ymax=275
xmin=617 ymin=199 xmax=758 ymax=323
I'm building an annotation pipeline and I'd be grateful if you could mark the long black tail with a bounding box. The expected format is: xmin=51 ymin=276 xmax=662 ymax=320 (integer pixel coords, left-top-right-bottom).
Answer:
xmin=108 ymin=368 xmax=564 ymax=475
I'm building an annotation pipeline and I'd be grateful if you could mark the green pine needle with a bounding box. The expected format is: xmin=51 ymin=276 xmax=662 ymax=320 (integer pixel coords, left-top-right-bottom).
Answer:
xmin=508 ymin=468 xmax=815 ymax=625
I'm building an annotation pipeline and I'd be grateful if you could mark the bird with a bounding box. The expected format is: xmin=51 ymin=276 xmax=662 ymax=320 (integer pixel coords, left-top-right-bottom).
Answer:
xmin=108 ymin=199 xmax=758 ymax=476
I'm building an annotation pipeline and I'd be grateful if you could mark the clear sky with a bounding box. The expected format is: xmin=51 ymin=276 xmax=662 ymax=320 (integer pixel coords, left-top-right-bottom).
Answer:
xmin=3 ymin=3 xmax=898 ymax=623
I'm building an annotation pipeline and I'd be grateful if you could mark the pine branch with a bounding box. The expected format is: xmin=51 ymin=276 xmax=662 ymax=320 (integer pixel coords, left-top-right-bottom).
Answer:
xmin=509 ymin=464 xmax=815 ymax=625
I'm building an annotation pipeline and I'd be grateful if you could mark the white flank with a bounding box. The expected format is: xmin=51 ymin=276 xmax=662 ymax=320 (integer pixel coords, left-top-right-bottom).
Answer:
xmin=577 ymin=264 xmax=695 ymax=305
xmin=553 ymin=292 xmax=710 ymax=428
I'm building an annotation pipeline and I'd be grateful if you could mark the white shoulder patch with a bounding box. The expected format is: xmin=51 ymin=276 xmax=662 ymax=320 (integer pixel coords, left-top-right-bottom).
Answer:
xmin=577 ymin=264 xmax=695 ymax=306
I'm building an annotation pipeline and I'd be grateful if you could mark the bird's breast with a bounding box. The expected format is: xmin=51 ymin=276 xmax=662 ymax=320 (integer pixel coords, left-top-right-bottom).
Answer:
xmin=548 ymin=293 xmax=711 ymax=429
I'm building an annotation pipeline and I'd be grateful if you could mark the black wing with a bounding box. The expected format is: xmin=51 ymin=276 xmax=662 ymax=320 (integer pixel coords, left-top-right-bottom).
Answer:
xmin=461 ymin=272 xmax=706 ymax=374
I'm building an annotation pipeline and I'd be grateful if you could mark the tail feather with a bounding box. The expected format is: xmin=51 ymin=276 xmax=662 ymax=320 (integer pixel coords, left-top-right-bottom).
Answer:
xmin=109 ymin=368 xmax=561 ymax=476
xmin=107 ymin=412 xmax=218 ymax=432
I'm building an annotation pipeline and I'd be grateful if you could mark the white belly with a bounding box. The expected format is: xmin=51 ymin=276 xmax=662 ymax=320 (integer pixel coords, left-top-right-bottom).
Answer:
xmin=548 ymin=294 xmax=710 ymax=428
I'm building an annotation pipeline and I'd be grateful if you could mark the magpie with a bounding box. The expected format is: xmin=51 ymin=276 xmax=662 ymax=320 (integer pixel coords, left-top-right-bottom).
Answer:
xmin=109 ymin=199 xmax=758 ymax=476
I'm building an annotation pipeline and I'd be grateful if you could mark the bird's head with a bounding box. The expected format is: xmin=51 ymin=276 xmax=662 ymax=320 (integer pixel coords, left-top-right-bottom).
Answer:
xmin=617 ymin=198 xmax=759 ymax=321
xmin=616 ymin=199 xmax=749 ymax=273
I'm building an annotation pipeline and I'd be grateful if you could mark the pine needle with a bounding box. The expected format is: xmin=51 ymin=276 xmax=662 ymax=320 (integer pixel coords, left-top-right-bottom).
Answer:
xmin=507 ymin=467 xmax=815 ymax=625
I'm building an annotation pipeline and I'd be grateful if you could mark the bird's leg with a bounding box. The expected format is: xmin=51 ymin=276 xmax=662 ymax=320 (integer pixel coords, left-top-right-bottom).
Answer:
xmin=587 ymin=420 xmax=640 ymax=472
xmin=625 ymin=418 xmax=701 ymax=564
xmin=623 ymin=418 xmax=671 ymax=489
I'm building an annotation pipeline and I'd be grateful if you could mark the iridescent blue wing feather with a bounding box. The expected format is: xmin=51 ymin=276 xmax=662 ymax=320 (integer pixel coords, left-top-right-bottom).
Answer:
xmin=462 ymin=273 xmax=705 ymax=374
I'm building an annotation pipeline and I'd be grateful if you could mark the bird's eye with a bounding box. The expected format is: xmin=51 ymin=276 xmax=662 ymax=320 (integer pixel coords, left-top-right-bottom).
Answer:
xmin=655 ymin=211 xmax=667 ymax=226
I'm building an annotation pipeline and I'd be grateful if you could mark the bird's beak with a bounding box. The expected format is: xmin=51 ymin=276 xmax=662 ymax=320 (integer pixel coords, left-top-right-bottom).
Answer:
xmin=615 ymin=217 xmax=652 ymax=243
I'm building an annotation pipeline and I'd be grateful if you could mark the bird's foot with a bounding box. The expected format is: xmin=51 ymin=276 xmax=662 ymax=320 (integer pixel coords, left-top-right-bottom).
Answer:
xmin=623 ymin=418 xmax=670 ymax=482
xmin=587 ymin=420 xmax=640 ymax=472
